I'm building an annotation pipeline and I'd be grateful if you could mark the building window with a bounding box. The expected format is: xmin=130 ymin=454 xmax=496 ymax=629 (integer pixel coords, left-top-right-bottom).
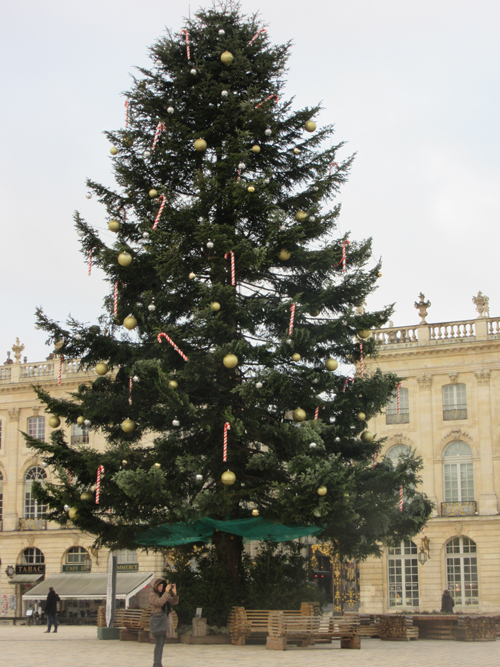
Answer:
xmin=388 ymin=540 xmax=419 ymax=607
xmin=443 ymin=442 xmax=474 ymax=502
xmin=21 ymin=547 xmax=45 ymax=565
xmin=446 ymin=537 xmax=478 ymax=606
xmin=385 ymin=444 xmax=411 ymax=466
xmin=24 ymin=466 xmax=47 ymax=519
xmin=443 ymin=384 xmax=467 ymax=420
xmin=65 ymin=546 xmax=89 ymax=564
xmin=0 ymin=471 xmax=3 ymax=530
xmin=386 ymin=388 xmax=409 ymax=424
xmin=113 ymin=549 xmax=138 ymax=564
xmin=71 ymin=423 xmax=89 ymax=445
xmin=28 ymin=416 xmax=45 ymax=441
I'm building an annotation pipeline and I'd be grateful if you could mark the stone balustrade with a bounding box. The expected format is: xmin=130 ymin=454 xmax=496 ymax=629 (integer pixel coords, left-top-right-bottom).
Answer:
xmin=374 ymin=317 xmax=499 ymax=347
xmin=373 ymin=327 xmax=418 ymax=346
xmin=0 ymin=359 xmax=87 ymax=384
xmin=429 ymin=320 xmax=475 ymax=340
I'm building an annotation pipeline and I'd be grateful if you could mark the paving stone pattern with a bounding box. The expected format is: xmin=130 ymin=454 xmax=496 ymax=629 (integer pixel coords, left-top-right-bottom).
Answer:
xmin=0 ymin=625 xmax=498 ymax=667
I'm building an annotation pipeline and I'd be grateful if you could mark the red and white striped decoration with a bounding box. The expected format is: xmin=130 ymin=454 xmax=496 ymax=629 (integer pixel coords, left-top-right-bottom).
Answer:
xmin=157 ymin=332 xmax=189 ymax=362
xmin=236 ymin=168 xmax=241 ymax=183
xmin=125 ymin=99 xmax=130 ymax=128
xmin=66 ymin=469 xmax=72 ymax=483
xmin=152 ymin=122 xmax=165 ymax=151
xmin=342 ymin=377 xmax=354 ymax=392
xmin=247 ymin=28 xmax=267 ymax=46
xmin=224 ymin=251 xmax=235 ymax=286
xmin=359 ymin=342 xmax=364 ymax=378
xmin=314 ymin=406 xmax=319 ymax=422
xmin=329 ymin=162 xmax=339 ymax=175
xmin=338 ymin=239 xmax=351 ymax=273
xmin=397 ymin=382 xmax=402 ymax=414
xmin=288 ymin=303 xmax=296 ymax=336
xmin=113 ymin=281 xmax=123 ymax=318
xmin=58 ymin=355 xmax=64 ymax=386
xmin=255 ymin=94 xmax=279 ymax=109
xmin=372 ymin=452 xmax=377 ymax=468
xmin=96 ymin=465 xmax=105 ymax=505
xmin=181 ymin=29 xmax=191 ymax=60
xmin=152 ymin=195 xmax=167 ymax=230
xmin=399 ymin=484 xmax=403 ymax=512
xmin=88 ymin=248 xmax=93 ymax=276
xmin=223 ymin=422 xmax=231 ymax=462
xmin=129 ymin=376 xmax=133 ymax=406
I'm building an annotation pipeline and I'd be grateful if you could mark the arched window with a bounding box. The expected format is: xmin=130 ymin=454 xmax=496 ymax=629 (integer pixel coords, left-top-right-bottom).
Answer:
xmin=386 ymin=387 xmax=409 ymax=424
xmin=65 ymin=546 xmax=89 ymax=564
xmin=0 ymin=470 xmax=3 ymax=530
xmin=27 ymin=416 xmax=45 ymax=441
xmin=113 ymin=549 xmax=138 ymax=570
xmin=385 ymin=444 xmax=411 ymax=466
xmin=443 ymin=384 xmax=467 ymax=420
xmin=446 ymin=537 xmax=478 ymax=606
xmin=388 ymin=540 xmax=419 ymax=607
xmin=24 ymin=467 xmax=47 ymax=519
xmin=21 ymin=547 xmax=45 ymax=565
xmin=443 ymin=442 xmax=474 ymax=502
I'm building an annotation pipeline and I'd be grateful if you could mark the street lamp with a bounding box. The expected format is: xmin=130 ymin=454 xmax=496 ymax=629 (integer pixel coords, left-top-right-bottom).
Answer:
xmin=417 ymin=536 xmax=431 ymax=565
xmin=417 ymin=546 xmax=428 ymax=565
xmin=83 ymin=555 xmax=92 ymax=571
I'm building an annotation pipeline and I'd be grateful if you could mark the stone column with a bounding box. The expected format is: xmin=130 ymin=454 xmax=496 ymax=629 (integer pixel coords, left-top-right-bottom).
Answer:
xmin=416 ymin=374 xmax=438 ymax=514
xmin=474 ymin=369 xmax=498 ymax=514
xmin=4 ymin=406 xmax=21 ymax=531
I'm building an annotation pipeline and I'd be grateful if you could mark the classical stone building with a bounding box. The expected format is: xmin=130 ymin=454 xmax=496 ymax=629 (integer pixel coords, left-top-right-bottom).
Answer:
xmin=0 ymin=341 xmax=164 ymax=618
xmin=359 ymin=293 xmax=500 ymax=614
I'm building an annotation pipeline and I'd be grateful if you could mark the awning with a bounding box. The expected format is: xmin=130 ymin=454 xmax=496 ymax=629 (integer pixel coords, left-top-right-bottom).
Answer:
xmin=22 ymin=572 xmax=154 ymax=601
xmin=8 ymin=574 xmax=44 ymax=585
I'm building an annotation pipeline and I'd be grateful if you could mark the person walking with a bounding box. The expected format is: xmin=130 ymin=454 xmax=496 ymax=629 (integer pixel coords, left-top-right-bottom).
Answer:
xmin=441 ymin=589 xmax=455 ymax=613
xmin=149 ymin=578 xmax=179 ymax=667
xmin=44 ymin=587 xmax=61 ymax=633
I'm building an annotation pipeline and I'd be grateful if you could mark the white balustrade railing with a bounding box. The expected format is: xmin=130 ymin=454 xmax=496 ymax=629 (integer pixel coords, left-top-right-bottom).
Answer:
xmin=488 ymin=318 xmax=500 ymax=335
xmin=20 ymin=363 xmax=54 ymax=378
xmin=373 ymin=327 xmax=418 ymax=345
xmin=0 ymin=359 xmax=87 ymax=383
xmin=0 ymin=367 xmax=12 ymax=381
xmin=429 ymin=320 xmax=475 ymax=340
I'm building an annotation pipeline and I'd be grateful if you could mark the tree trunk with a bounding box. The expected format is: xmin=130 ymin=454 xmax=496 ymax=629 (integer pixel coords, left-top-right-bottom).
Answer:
xmin=211 ymin=530 xmax=243 ymax=585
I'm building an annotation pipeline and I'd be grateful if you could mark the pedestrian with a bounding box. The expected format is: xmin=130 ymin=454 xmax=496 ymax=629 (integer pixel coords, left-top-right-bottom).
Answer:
xmin=44 ymin=586 xmax=61 ymax=633
xmin=441 ymin=589 xmax=455 ymax=613
xmin=149 ymin=578 xmax=179 ymax=667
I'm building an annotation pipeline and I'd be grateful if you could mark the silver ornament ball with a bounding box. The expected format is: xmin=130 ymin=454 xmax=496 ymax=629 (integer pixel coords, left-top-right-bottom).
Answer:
xmin=155 ymin=59 xmax=162 ymax=66
xmin=221 ymin=90 xmax=228 ymax=97
xmin=309 ymin=216 xmax=316 ymax=222
xmin=218 ymin=29 xmax=225 ymax=35
xmin=195 ymin=474 xmax=203 ymax=481
xmin=209 ymin=346 xmax=216 ymax=353
xmin=309 ymin=442 xmax=317 ymax=449
xmin=190 ymin=68 xmax=197 ymax=75
xmin=265 ymin=128 xmax=272 ymax=136
xmin=142 ymin=232 xmax=149 ymax=240
xmin=255 ymin=382 xmax=263 ymax=389
xmin=86 ymin=192 xmax=92 ymax=199
xmin=74 ymin=333 xmax=82 ymax=340
xmin=167 ymin=106 xmax=174 ymax=114
xmin=238 ymin=162 xmax=246 ymax=170
xmin=206 ymin=240 xmax=214 ymax=249
xmin=148 ymin=304 xmax=156 ymax=312
xmin=133 ymin=375 xmax=140 ymax=382
xmin=172 ymin=418 xmax=180 ymax=427
xmin=144 ymin=150 xmax=151 ymax=158
xmin=84 ymin=419 xmax=91 ymax=427
xmin=64 ymin=504 xmax=70 ymax=512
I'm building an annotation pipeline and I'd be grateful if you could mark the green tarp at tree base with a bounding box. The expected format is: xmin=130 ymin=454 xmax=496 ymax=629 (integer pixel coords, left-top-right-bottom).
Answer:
xmin=135 ymin=517 xmax=324 ymax=547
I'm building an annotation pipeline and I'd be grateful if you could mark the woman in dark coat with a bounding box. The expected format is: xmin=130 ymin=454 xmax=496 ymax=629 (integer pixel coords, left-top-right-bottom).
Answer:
xmin=441 ymin=589 xmax=455 ymax=613
xmin=44 ymin=587 xmax=61 ymax=633
xmin=149 ymin=578 xmax=179 ymax=667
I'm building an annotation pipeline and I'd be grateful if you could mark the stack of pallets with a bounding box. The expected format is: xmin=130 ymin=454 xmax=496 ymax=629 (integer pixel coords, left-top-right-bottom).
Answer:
xmin=452 ymin=616 xmax=497 ymax=642
xmin=379 ymin=615 xmax=419 ymax=641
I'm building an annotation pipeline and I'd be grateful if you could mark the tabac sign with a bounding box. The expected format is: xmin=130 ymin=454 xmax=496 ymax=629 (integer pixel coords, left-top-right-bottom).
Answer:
xmin=16 ymin=564 xmax=45 ymax=575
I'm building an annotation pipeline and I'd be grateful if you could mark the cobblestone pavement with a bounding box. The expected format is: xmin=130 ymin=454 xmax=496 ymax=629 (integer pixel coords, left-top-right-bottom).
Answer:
xmin=0 ymin=625 xmax=498 ymax=667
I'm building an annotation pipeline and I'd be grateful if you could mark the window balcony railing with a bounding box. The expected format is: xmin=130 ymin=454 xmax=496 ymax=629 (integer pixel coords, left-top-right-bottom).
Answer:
xmin=441 ymin=501 xmax=477 ymax=516
xmin=71 ymin=435 xmax=90 ymax=445
xmin=443 ymin=408 xmax=467 ymax=421
xmin=386 ymin=412 xmax=410 ymax=425
xmin=19 ymin=518 xmax=47 ymax=530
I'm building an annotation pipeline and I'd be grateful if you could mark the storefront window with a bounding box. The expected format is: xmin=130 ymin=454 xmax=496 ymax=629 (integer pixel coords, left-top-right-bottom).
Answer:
xmin=65 ymin=547 xmax=89 ymax=564
xmin=22 ymin=547 xmax=45 ymax=565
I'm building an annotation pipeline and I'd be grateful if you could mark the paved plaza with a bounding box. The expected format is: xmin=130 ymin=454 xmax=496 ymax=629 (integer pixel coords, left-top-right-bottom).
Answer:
xmin=0 ymin=625 xmax=498 ymax=667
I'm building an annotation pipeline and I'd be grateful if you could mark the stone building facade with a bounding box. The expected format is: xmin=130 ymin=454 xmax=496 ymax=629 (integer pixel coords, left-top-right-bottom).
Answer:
xmin=359 ymin=294 xmax=500 ymax=614
xmin=0 ymin=342 xmax=164 ymax=617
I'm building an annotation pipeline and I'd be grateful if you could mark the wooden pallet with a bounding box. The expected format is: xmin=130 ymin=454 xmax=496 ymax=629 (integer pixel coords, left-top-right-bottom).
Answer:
xmin=266 ymin=611 xmax=320 ymax=650
xmin=228 ymin=604 xmax=314 ymax=645
xmin=379 ymin=615 xmax=419 ymax=641
xmin=453 ymin=617 xmax=497 ymax=642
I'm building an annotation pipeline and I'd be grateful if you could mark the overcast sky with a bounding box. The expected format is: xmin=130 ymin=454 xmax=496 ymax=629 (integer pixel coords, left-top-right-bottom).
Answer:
xmin=1 ymin=0 xmax=499 ymax=363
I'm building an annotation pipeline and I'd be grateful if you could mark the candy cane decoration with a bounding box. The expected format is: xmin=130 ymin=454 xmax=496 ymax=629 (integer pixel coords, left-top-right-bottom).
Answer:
xmin=157 ymin=332 xmax=189 ymax=362
xmin=329 ymin=162 xmax=339 ymax=175
xmin=58 ymin=355 xmax=64 ymax=386
xmin=359 ymin=342 xmax=364 ymax=378
xmin=236 ymin=168 xmax=241 ymax=183
xmin=181 ymin=29 xmax=191 ymax=61
xmin=96 ymin=465 xmax=104 ymax=505
xmin=152 ymin=122 xmax=165 ymax=151
xmin=125 ymin=99 xmax=130 ymax=128
xmin=372 ymin=452 xmax=377 ymax=468
xmin=88 ymin=248 xmax=93 ymax=276
xmin=288 ymin=303 xmax=296 ymax=336
xmin=113 ymin=281 xmax=123 ymax=318
xmin=314 ymin=406 xmax=319 ymax=422
xmin=397 ymin=382 xmax=402 ymax=414
xmin=248 ymin=28 xmax=267 ymax=46
xmin=343 ymin=377 xmax=354 ymax=392
xmin=224 ymin=251 xmax=235 ymax=286
xmin=129 ymin=376 xmax=133 ymax=406
xmin=336 ymin=239 xmax=351 ymax=273
xmin=152 ymin=195 xmax=166 ymax=230
xmin=223 ymin=422 xmax=230 ymax=462
xmin=255 ymin=94 xmax=279 ymax=109
xmin=66 ymin=469 xmax=73 ymax=483
xmin=399 ymin=484 xmax=403 ymax=512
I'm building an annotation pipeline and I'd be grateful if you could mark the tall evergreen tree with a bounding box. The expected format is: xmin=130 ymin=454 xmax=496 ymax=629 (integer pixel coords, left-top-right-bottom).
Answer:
xmin=28 ymin=3 xmax=431 ymax=583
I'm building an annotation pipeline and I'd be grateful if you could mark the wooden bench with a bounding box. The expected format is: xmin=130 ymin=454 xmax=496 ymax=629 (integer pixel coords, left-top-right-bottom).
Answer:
xmin=97 ymin=607 xmax=178 ymax=642
xmin=138 ymin=609 xmax=179 ymax=643
xmin=266 ymin=611 xmax=320 ymax=650
xmin=228 ymin=603 xmax=315 ymax=645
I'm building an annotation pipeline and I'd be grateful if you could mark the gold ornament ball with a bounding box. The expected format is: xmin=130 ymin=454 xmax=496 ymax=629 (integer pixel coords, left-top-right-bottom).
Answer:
xmin=305 ymin=120 xmax=317 ymax=132
xmin=252 ymin=508 xmax=259 ymax=517
xmin=149 ymin=189 xmax=158 ymax=198
xmin=80 ymin=491 xmax=93 ymax=502
xmin=68 ymin=507 xmax=78 ymax=519
xmin=251 ymin=145 xmax=261 ymax=153
xmin=220 ymin=51 xmax=234 ymax=64
xmin=210 ymin=302 xmax=221 ymax=312
xmin=108 ymin=219 xmax=120 ymax=232
xmin=278 ymin=249 xmax=291 ymax=261
xmin=247 ymin=186 xmax=255 ymax=193
xmin=317 ymin=486 xmax=327 ymax=496
xmin=361 ymin=430 xmax=374 ymax=443
xmin=122 ymin=460 xmax=128 ymax=466
xmin=358 ymin=329 xmax=371 ymax=339
xmin=121 ymin=418 xmax=136 ymax=433
xmin=110 ymin=146 xmax=118 ymax=155
xmin=48 ymin=416 xmax=61 ymax=428
xmin=194 ymin=138 xmax=207 ymax=152
xmin=293 ymin=407 xmax=306 ymax=422
xmin=358 ymin=412 xmax=366 ymax=421
xmin=154 ymin=462 xmax=161 ymax=468
xmin=221 ymin=469 xmax=236 ymax=486
xmin=223 ymin=354 xmax=238 ymax=369
xmin=189 ymin=271 xmax=196 ymax=279
xmin=325 ymin=358 xmax=338 ymax=371
xmin=77 ymin=416 xmax=85 ymax=426
xmin=295 ymin=210 xmax=307 ymax=222
xmin=293 ymin=147 xmax=300 ymax=155
xmin=118 ymin=252 xmax=132 ymax=267
xmin=169 ymin=380 xmax=179 ymax=389
xmin=292 ymin=353 xmax=301 ymax=362
xmin=95 ymin=363 xmax=109 ymax=376
xmin=378 ymin=271 xmax=382 ymax=278
xmin=123 ymin=316 xmax=138 ymax=330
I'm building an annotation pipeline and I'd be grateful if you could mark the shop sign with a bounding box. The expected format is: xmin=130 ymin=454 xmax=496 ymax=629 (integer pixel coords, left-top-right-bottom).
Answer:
xmin=62 ymin=564 xmax=91 ymax=573
xmin=16 ymin=564 xmax=45 ymax=575
xmin=116 ymin=563 xmax=138 ymax=572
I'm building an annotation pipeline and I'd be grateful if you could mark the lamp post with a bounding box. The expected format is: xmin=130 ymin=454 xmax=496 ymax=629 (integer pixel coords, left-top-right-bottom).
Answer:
xmin=83 ymin=555 xmax=92 ymax=571
xmin=417 ymin=536 xmax=431 ymax=565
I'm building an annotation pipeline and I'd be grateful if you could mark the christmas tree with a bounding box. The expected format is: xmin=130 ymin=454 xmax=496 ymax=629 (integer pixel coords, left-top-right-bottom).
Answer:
xmin=28 ymin=3 xmax=432 ymax=584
